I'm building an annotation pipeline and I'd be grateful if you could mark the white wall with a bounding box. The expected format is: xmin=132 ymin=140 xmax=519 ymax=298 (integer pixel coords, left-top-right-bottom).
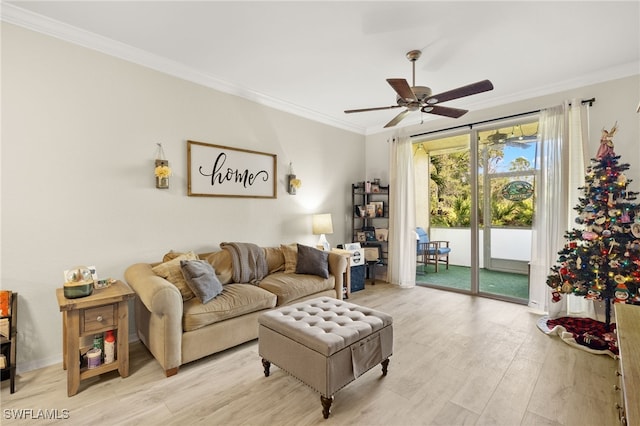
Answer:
xmin=1 ymin=24 xmax=365 ymax=371
xmin=429 ymin=228 xmax=532 ymax=268
xmin=490 ymin=229 xmax=531 ymax=262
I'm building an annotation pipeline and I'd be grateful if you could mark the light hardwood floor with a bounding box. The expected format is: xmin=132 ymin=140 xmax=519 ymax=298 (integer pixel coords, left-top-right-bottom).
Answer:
xmin=1 ymin=283 xmax=619 ymax=425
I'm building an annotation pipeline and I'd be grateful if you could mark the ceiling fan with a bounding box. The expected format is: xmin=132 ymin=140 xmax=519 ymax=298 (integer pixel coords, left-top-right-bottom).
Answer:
xmin=485 ymin=126 xmax=538 ymax=148
xmin=344 ymin=49 xmax=494 ymax=128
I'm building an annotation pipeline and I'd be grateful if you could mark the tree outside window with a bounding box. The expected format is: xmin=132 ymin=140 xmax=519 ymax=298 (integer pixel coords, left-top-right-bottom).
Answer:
xmin=427 ymin=123 xmax=537 ymax=228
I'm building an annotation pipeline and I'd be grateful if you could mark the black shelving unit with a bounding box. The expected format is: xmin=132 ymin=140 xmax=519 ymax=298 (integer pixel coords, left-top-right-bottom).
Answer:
xmin=351 ymin=183 xmax=389 ymax=278
xmin=1 ymin=292 xmax=17 ymax=393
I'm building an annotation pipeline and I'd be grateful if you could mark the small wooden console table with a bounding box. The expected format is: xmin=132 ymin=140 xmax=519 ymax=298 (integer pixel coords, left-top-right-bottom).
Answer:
xmin=56 ymin=280 xmax=135 ymax=396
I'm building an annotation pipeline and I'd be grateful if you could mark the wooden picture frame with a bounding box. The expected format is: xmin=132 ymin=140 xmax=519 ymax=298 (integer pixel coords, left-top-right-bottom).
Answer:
xmin=375 ymin=228 xmax=388 ymax=242
xmin=365 ymin=204 xmax=376 ymax=218
xmin=362 ymin=242 xmax=383 ymax=262
xmin=187 ymin=140 xmax=277 ymax=198
xmin=371 ymin=201 xmax=384 ymax=217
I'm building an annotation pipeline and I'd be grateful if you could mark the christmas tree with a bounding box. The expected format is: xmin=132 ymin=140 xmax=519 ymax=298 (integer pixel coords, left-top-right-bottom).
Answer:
xmin=546 ymin=123 xmax=640 ymax=328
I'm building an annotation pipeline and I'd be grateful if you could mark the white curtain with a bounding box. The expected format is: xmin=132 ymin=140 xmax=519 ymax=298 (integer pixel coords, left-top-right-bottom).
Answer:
xmin=388 ymin=135 xmax=416 ymax=288
xmin=529 ymin=100 xmax=593 ymax=318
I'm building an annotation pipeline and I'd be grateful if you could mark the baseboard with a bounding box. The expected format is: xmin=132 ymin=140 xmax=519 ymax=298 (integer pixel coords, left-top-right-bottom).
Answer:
xmin=15 ymin=333 xmax=140 ymax=375
xmin=16 ymin=355 xmax=60 ymax=375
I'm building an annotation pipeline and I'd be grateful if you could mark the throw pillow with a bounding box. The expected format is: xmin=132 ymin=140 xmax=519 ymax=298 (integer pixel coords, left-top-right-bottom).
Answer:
xmin=295 ymin=244 xmax=329 ymax=279
xmin=180 ymin=259 xmax=223 ymax=304
xmin=162 ymin=250 xmax=188 ymax=262
xmin=204 ymin=250 xmax=233 ymax=284
xmin=280 ymin=243 xmax=298 ymax=274
xmin=264 ymin=246 xmax=285 ymax=274
xmin=151 ymin=251 xmax=198 ymax=301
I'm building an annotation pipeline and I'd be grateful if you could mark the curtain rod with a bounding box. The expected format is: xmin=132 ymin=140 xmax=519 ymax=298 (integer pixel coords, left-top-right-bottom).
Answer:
xmin=410 ymin=97 xmax=596 ymax=139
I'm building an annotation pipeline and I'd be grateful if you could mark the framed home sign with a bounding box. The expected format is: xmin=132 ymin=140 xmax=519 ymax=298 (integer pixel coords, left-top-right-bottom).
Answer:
xmin=187 ymin=140 xmax=277 ymax=198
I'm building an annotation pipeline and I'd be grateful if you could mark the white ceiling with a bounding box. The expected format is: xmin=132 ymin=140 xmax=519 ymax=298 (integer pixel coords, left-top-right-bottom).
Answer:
xmin=3 ymin=1 xmax=640 ymax=135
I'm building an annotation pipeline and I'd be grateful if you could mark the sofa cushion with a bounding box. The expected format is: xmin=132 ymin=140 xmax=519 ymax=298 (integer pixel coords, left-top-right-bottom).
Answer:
xmin=180 ymin=260 xmax=223 ymax=304
xmin=264 ymin=246 xmax=285 ymax=274
xmin=151 ymin=252 xmax=199 ymax=301
xmin=183 ymin=283 xmax=277 ymax=332
xmin=259 ymin=272 xmax=335 ymax=305
xmin=281 ymin=243 xmax=298 ymax=273
xmin=203 ymin=250 xmax=234 ymax=285
xmin=295 ymin=244 xmax=329 ymax=279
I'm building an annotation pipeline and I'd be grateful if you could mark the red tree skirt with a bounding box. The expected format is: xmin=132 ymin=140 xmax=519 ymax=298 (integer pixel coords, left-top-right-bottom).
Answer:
xmin=537 ymin=316 xmax=618 ymax=356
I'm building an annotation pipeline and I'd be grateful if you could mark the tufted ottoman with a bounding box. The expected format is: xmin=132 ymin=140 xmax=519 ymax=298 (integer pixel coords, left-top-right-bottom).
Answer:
xmin=258 ymin=296 xmax=393 ymax=419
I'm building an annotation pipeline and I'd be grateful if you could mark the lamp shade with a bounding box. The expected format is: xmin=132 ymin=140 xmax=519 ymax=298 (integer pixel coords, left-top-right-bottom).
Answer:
xmin=312 ymin=213 xmax=333 ymax=235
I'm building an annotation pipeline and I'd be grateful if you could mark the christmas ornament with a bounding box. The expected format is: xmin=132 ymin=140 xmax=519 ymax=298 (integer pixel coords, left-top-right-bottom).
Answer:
xmin=585 ymin=289 xmax=601 ymax=300
xmin=576 ymin=333 xmax=608 ymax=350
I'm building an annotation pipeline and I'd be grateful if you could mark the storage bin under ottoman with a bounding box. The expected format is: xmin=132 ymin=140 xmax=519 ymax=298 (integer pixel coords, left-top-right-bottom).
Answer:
xmin=258 ymin=296 xmax=393 ymax=419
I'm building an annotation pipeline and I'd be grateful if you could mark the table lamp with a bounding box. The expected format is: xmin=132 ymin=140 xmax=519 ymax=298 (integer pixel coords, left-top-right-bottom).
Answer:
xmin=312 ymin=213 xmax=333 ymax=251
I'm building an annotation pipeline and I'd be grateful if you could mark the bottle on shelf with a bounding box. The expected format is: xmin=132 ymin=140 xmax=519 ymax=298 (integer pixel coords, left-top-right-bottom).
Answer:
xmin=104 ymin=330 xmax=116 ymax=364
xmin=93 ymin=334 xmax=103 ymax=354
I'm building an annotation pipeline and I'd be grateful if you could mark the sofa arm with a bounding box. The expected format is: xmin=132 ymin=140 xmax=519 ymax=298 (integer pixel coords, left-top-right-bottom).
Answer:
xmin=327 ymin=252 xmax=348 ymax=298
xmin=124 ymin=263 xmax=183 ymax=375
xmin=125 ymin=263 xmax=183 ymax=317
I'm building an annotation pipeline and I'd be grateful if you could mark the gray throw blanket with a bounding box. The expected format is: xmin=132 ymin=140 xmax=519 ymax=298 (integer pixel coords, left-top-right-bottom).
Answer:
xmin=220 ymin=242 xmax=268 ymax=285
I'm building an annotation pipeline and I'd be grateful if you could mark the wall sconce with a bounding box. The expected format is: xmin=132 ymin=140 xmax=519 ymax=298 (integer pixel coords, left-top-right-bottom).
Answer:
xmin=154 ymin=143 xmax=172 ymax=189
xmin=312 ymin=213 xmax=333 ymax=251
xmin=287 ymin=162 xmax=301 ymax=195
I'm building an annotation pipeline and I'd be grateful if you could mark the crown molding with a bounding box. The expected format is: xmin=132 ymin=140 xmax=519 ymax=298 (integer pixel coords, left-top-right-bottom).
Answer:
xmin=489 ymin=61 xmax=640 ymax=110
xmin=4 ymin=4 xmax=636 ymax=137
xmin=1 ymin=4 xmax=366 ymax=135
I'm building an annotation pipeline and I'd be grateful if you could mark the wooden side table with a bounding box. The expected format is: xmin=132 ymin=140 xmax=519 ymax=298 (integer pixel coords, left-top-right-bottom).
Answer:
xmin=56 ymin=280 xmax=135 ymax=396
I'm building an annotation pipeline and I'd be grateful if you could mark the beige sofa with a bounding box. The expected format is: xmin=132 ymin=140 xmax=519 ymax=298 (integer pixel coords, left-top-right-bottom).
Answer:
xmin=124 ymin=244 xmax=347 ymax=377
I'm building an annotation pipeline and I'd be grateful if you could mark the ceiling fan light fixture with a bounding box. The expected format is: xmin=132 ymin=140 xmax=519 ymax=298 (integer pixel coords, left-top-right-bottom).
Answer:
xmin=412 ymin=86 xmax=432 ymax=100
xmin=344 ymin=49 xmax=494 ymax=128
xmin=487 ymin=130 xmax=509 ymax=143
xmin=406 ymin=50 xmax=422 ymax=62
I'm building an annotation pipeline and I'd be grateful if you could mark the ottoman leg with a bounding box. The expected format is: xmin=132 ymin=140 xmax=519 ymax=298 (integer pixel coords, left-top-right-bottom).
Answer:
xmin=381 ymin=358 xmax=390 ymax=376
xmin=262 ymin=359 xmax=271 ymax=377
xmin=320 ymin=395 xmax=333 ymax=419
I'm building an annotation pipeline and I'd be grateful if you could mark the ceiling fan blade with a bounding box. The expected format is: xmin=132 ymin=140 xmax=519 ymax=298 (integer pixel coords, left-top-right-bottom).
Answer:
xmin=387 ymin=79 xmax=417 ymax=101
xmin=344 ymin=105 xmax=402 ymax=114
xmin=383 ymin=109 xmax=411 ymax=128
xmin=426 ymin=79 xmax=494 ymax=104
xmin=422 ymin=105 xmax=468 ymax=119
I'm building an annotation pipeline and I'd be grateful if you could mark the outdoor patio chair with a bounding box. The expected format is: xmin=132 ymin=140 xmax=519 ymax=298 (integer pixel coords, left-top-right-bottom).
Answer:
xmin=416 ymin=227 xmax=451 ymax=273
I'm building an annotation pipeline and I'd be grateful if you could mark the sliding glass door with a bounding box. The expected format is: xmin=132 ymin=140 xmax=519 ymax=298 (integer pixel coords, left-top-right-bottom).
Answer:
xmin=414 ymin=132 xmax=472 ymax=293
xmin=476 ymin=123 xmax=537 ymax=302
xmin=414 ymin=119 xmax=538 ymax=304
